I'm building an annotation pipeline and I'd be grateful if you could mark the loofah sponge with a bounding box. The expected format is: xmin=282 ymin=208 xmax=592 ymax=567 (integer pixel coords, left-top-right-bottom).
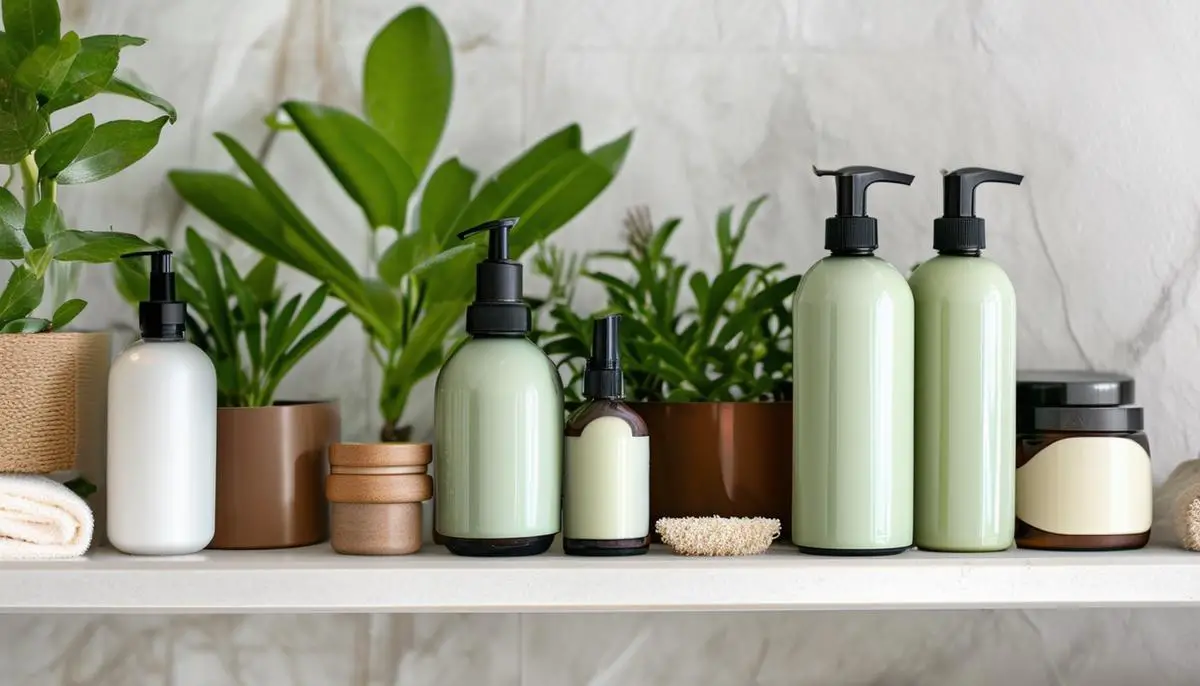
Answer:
xmin=655 ymin=516 xmax=781 ymax=556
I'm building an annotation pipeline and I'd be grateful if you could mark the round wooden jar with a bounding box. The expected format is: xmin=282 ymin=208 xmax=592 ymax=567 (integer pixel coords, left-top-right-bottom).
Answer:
xmin=327 ymin=443 xmax=432 ymax=555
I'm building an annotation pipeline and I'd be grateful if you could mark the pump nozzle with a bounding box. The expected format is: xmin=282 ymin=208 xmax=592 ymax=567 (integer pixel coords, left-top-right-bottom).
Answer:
xmin=123 ymin=249 xmax=186 ymax=341
xmin=584 ymin=314 xmax=624 ymax=399
xmin=813 ymin=165 xmax=914 ymax=255
xmin=457 ymin=218 xmax=529 ymax=336
xmin=935 ymin=167 xmax=1023 ymax=255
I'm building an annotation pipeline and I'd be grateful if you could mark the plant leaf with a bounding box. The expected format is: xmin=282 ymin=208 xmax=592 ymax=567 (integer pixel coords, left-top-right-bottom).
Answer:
xmin=733 ymin=194 xmax=769 ymax=257
xmin=104 ymin=73 xmax=176 ymax=122
xmin=362 ymin=277 xmax=399 ymax=325
xmin=14 ymin=31 xmax=79 ymax=97
xmin=220 ymin=252 xmax=262 ymax=375
xmin=264 ymin=292 xmax=301 ymax=370
xmin=0 ymin=186 xmax=23 ymax=227
xmin=0 ymin=214 xmax=24 ymax=258
xmin=381 ymin=300 xmax=461 ymax=424
xmin=280 ymin=284 xmax=328 ymax=353
xmin=2 ymin=0 xmax=60 ymax=53
xmin=48 ymin=229 xmax=153 ymax=262
xmin=56 ymin=116 xmax=169 ymax=185
xmin=282 ymin=101 xmax=417 ymax=231
xmin=262 ymin=306 xmax=348 ymax=406
xmin=701 ymin=264 xmax=755 ymax=342
xmin=243 ymin=256 xmax=278 ymax=307
xmin=0 ymin=316 xmax=48 ymax=332
xmin=362 ymin=5 xmax=452 ymax=179
xmin=44 ymin=34 xmax=145 ymax=113
xmin=49 ymin=296 xmax=84 ymax=329
xmin=377 ymin=231 xmax=435 ymax=288
xmin=420 ymin=157 xmax=476 ymax=248
xmin=0 ymin=75 xmax=48 ymax=163
xmin=34 ymin=112 xmax=93 ymax=179
xmin=184 ymin=228 xmax=234 ymax=356
xmin=0 ymin=264 xmax=42 ymax=325
xmin=23 ymin=197 xmax=63 ymax=248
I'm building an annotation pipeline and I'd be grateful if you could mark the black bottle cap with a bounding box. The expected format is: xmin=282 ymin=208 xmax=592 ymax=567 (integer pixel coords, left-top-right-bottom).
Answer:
xmin=583 ymin=314 xmax=623 ymax=399
xmin=457 ymin=218 xmax=530 ymax=336
xmin=1016 ymin=371 xmax=1135 ymax=407
xmin=813 ymin=165 xmax=914 ymax=255
xmin=123 ymin=249 xmax=186 ymax=341
xmin=934 ymin=167 xmax=1023 ymax=255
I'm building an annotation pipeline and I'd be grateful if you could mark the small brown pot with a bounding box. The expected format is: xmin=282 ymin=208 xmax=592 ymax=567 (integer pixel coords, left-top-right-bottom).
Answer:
xmin=0 ymin=332 xmax=109 ymax=474
xmin=209 ymin=401 xmax=339 ymax=550
xmin=630 ymin=401 xmax=793 ymax=538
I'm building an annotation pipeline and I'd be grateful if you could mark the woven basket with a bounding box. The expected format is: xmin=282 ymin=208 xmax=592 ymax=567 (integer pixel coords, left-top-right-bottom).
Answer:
xmin=0 ymin=332 xmax=110 ymax=473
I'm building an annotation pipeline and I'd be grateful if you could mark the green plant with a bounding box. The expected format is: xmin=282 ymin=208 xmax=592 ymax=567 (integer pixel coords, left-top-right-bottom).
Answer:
xmin=538 ymin=196 xmax=800 ymax=403
xmin=114 ymin=229 xmax=349 ymax=408
xmin=168 ymin=6 xmax=631 ymax=440
xmin=0 ymin=0 xmax=175 ymax=332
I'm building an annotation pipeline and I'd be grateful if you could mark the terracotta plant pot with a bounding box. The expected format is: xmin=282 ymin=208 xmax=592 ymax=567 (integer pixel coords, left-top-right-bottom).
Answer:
xmin=630 ymin=401 xmax=793 ymax=538
xmin=0 ymin=332 xmax=109 ymax=474
xmin=210 ymin=401 xmax=340 ymax=549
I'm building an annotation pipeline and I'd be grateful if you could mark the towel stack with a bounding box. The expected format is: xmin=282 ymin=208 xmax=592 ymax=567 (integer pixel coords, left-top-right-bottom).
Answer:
xmin=0 ymin=475 xmax=93 ymax=559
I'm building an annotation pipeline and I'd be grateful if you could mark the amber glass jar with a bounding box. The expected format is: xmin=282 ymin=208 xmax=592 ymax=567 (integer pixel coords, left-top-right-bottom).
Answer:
xmin=1015 ymin=372 xmax=1151 ymax=551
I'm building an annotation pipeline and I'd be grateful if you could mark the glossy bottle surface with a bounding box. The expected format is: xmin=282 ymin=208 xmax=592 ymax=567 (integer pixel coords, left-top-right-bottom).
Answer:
xmin=434 ymin=337 xmax=563 ymax=554
xmin=107 ymin=339 xmax=217 ymax=555
xmin=910 ymin=255 xmax=1016 ymax=552
xmin=792 ymin=256 xmax=914 ymax=553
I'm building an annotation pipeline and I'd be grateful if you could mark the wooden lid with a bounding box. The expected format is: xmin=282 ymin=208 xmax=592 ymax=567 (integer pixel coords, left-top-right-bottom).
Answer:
xmin=329 ymin=442 xmax=431 ymax=468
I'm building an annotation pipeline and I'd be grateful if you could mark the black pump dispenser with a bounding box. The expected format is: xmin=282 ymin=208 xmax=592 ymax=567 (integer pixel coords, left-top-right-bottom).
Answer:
xmin=813 ymin=165 xmax=914 ymax=255
xmin=583 ymin=314 xmax=624 ymax=399
xmin=457 ymin=217 xmax=530 ymax=336
xmin=934 ymin=167 xmax=1023 ymax=255
xmin=124 ymin=249 xmax=186 ymax=341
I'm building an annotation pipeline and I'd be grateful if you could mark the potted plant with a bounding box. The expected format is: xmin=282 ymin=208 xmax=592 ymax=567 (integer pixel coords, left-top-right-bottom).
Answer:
xmin=538 ymin=196 xmax=801 ymax=535
xmin=0 ymin=0 xmax=172 ymax=475
xmin=115 ymin=228 xmax=347 ymax=549
xmin=167 ymin=5 xmax=632 ymax=442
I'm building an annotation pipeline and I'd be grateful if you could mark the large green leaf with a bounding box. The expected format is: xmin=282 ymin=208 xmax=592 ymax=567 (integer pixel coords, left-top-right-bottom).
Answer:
xmin=420 ymin=157 xmax=476 ymax=247
xmin=243 ymin=256 xmax=278 ymax=307
xmin=0 ymin=264 xmax=42 ymax=325
xmin=14 ymin=31 xmax=78 ymax=97
xmin=1 ymin=316 xmax=48 ymax=332
xmin=57 ymin=116 xmax=169 ymax=184
xmin=362 ymin=5 xmax=452 ymax=179
xmin=2 ymin=0 xmax=59 ymax=53
xmin=23 ymin=197 xmax=63 ymax=248
xmin=44 ymin=34 xmax=145 ymax=113
xmin=0 ymin=217 xmax=23 ymax=258
xmin=34 ymin=112 xmax=93 ymax=179
xmin=0 ymin=186 xmax=23 ymax=227
xmin=49 ymin=229 xmax=153 ymax=262
xmin=50 ymin=296 xmax=84 ymax=330
xmin=381 ymin=299 xmax=462 ymax=423
xmin=0 ymin=74 xmax=47 ymax=163
xmin=282 ymin=101 xmax=417 ymax=230
xmin=104 ymin=74 xmax=177 ymax=122
xmin=377 ymin=231 xmax=435 ymax=288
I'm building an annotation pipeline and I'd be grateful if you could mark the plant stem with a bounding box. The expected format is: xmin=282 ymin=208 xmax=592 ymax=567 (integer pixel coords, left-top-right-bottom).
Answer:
xmin=18 ymin=155 xmax=37 ymax=207
xmin=39 ymin=179 xmax=56 ymax=204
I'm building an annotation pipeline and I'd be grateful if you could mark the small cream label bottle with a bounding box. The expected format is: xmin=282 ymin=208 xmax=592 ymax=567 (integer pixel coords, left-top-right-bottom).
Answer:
xmin=564 ymin=315 xmax=650 ymax=556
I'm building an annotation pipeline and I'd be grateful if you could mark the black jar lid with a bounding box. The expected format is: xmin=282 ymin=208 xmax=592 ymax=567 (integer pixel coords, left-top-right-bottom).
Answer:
xmin=1016 ymin=371 xmax=1135 ymax=408
xmin=1018 ymin=405 xmax=1144 ymax=434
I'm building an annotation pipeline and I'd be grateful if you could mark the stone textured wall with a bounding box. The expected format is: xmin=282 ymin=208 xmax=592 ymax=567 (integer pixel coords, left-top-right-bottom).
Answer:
xmin=7 ymin=1 xmax=1200 ymax=684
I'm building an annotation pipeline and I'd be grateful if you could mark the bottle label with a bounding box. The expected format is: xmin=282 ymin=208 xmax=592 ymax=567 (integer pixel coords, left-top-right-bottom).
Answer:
xmin=564 ymin=417 xmax=649 ymax=540
xmin=1016 ymin=436 xmax=1151 ymax=535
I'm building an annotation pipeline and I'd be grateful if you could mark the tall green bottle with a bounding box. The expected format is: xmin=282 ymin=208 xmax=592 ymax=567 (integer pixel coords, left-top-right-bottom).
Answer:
xmin=434 ymin=218 xmax=563 ymax=557
xmin=792 ymin=166 xmax=915 ymax=556
xmin=910 ymin=168 xmax=1022 ymax=552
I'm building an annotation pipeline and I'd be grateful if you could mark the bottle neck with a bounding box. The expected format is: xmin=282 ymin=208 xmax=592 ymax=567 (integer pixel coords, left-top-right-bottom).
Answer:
xmin=829 ymin=248 xmax=875 ymax=257
xmin=936 ymin=249 xmax=981 ymax=257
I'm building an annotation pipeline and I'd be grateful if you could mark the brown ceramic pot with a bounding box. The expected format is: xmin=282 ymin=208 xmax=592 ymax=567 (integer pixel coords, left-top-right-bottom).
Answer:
xmin=210 ymin=401 xmax=340 ymax=549
xmin=629 ymin=401 xmax=793 ymax=538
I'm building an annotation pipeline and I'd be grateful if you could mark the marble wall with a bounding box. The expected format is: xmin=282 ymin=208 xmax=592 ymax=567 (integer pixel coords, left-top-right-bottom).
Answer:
xmin=7 ymin=0 xmax=1200 ymax=684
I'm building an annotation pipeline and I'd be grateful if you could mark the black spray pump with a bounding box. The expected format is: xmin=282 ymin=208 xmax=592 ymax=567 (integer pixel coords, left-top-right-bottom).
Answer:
xmin=584 ymin=314 xmax=624 ymax=400
xmin=123 ymin=249 xmax=186 ymax=341
xmin=813 ymin=165 xmax=915 ymax=255
xmin=935 ymin=167 xmax=1023 ymax=255
xmin=457 ymin=217 xmax=530 ymax=336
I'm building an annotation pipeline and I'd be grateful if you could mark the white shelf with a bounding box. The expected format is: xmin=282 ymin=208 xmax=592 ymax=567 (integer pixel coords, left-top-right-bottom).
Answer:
xmin=1 ymin=543 xmax=1197 ymax=613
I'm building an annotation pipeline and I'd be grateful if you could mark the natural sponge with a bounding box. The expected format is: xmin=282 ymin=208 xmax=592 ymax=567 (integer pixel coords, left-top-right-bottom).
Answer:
xmin=655 ymin=516 xmax=781 ymax=556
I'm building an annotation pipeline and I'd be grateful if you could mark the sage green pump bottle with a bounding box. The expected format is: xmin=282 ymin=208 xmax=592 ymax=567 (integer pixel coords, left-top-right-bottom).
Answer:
xmin=792 ymin=165 xmax=915 ymax=556
xmin=434 ymin=218 xmax=563 ymax=557
xmin=910 ymin=168 xmax=1022 ymax=552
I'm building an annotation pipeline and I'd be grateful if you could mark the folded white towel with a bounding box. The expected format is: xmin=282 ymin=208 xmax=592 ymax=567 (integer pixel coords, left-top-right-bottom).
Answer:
xmin=0 ymin=475 xmax=93 ymax=559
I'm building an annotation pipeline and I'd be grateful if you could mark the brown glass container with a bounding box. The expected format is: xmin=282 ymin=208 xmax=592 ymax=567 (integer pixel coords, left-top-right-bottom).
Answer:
xmin=629 ymin=401 xmax=793 ymax=539
xmin=564 ymin=399 xmax=650 ymax=556
xmin=1015 ymin=372 xmax=1151 ymax=551
xmin=210 ymin=401 xmax=339 ymax=550
xmin=327 ymin=442 xmax=431 ymax=555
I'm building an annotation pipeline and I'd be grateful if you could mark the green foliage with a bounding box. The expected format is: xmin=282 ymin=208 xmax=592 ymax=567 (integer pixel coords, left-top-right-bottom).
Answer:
xmin=538 ymin=196 xmax=798 ymax=403
xmin=114 ymin=228 xmax=349 ymax=408
xmin=168 ymin=5 xmax=631 ymax=439
xmin=0 ymin=0 xmax=173 ymax=332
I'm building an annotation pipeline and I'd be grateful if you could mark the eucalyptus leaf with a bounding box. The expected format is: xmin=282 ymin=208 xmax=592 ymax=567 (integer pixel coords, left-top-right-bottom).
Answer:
xmin=49 ymin=229 xmax=153 ymax=262
xmin=104 ymin=74 xmax=177 ymax=122
xmin=0 ymin=264 xmax=42 ymax=325
xmin=57 ymin=116 xmax=168 ymax=184
xmin=49 ymin=296 xmax=83 ymax=329
xmin=34 ymin=112 xmax=92 ymax=179
xmin=362 ymin=5 xmax=451 ymax=179
xmin=1 ymin=316 xmax=49 ymax=332
xmin=2 ymin=0 xmax=60 ymax=53
xmin=14 ymin=31 xmax=78 ymax=97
